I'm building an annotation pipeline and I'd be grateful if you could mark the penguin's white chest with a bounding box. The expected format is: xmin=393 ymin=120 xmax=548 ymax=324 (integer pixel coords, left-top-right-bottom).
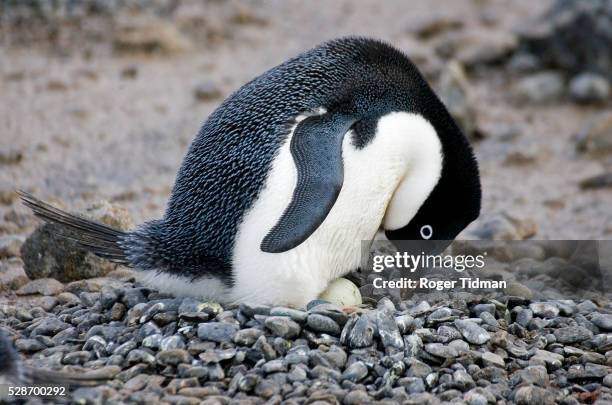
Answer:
xmin=230 ymin=112 xmax=442 ymax=306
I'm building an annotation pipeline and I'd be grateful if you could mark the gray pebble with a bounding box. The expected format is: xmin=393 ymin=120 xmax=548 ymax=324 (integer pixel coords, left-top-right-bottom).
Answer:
xmin=591 ymin=313 xmax=612 ymax=331
xmin=307 ymin=314 xmax=341 ymax=335
xmin=481 ymin=351 xmax=505 ymax=368
xmin=569 ymin=72 xmax=610 ymax=103
xmin=142 ymin=334 xmax=162 ymax=349
xmin=348 ymin=315 xmax=376 ymax=348
xmin=269 ymin=307 xmax=308 ymax=322
xmin=472 ymin=303 xmax=496 ymax=317
xmin=553 ymin=326 xmax=593 ymax=343
xmin=454 ymin=319 xmax=490 ymax=345
xmin=15 ymin=338 xmax=46 ymax=353
xmin=197 ymin=322 xmax=240 ymax=343
xmin=156 ymin=349 xmax=192 ymax=366
xmin=264 ymin=316 xmax=301 ymax=339
xmin=479 ymin=311 xmax=499 ymax=328
xmin=342 ymin=361 xmax=368 ymax=382
xmin=529 ymin=302 xmax=559 ymax=318
xmin=453 ymin=369 xmax=475 ymax=391
xmin=161 ymin=335 xmax=185 ymax=350
xmin=425 ymin=343 xmax=459 ymax=359
xmin=31 ymin=318 xmax=70 ymax=336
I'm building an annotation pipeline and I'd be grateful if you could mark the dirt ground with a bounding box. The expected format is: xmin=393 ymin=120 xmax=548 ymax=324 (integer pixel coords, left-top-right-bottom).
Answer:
xmin=1 ymin=0 xmax=610 ymax=240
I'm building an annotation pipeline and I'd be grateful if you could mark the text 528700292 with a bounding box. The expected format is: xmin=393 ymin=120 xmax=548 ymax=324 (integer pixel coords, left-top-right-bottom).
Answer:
xmin=1 ymin=385 xmax=68 ymax=398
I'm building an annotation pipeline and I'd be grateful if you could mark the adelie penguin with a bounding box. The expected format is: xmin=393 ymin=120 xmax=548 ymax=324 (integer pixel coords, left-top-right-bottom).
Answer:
xmin=20 ymin=37 xmax=481 ymax=307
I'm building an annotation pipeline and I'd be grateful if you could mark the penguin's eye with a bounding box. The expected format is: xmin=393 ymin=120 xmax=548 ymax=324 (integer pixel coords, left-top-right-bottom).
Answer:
xmin=420 ymin=225 xmax=433 ymax=240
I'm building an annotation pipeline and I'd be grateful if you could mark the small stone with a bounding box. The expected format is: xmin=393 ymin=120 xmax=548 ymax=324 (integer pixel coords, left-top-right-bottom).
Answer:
xmin=376 ymin=310 xmax=404 ymax=351
xmin=122 ymin=289 xmax=147 ymax=308
xmin=603 ymin=374 xmax=612 ymax=388
xmin=17 ymin=278 xmax=64 ymax=296
xmin=269 ymin=307 xmax=308 ymax=322
xmin=530 ymin=349 xmax=563 ymax=370
xmin=577 ymin=112 xmax=612 ymax=156
xmin=425 ymin=343 xmax=458 ymax=359
xmin=194 ymin=82 xmax=222 ymax=102
xmin=157 ymin=349 xmax=192 ymax=366
xmin=307 ymin=314 xmax=340 ymax=335
xmin=569 ymin=72 xmax=610 ymax=104
xmin=197 ymin=322 xmax=239 ymax=343
xmin=454 ymin=319 xmax=490 ymax=345
xmin=406 ymin=359 xmax=432 ymax=378
xmin=348 ymin=315 xmax=376 ymax=348
xmin=514 ymin=385 xmax=552 ymax=405
xmin=0 ymin=260 xmax=29 ymax=292
xmin=553 ymin=326 xmax=593 ymax=343
xmin=401 ymin=376 xmax=426 ymax=394
xmin=239 ymin=302 xmax=269 ymax=317
xmin=233 ymin=328 xmax=264 ymax=346
xmin=262 ymin=359 xmax=286 ymax=374
xmin=404 ymin=334 xmax=424 ymax=358
xmin=479 ymin=312 xmax=499 ymax=328
xmin=529 ymin=302 xmax=559 ymax=318
xmin=343 ymin=390 xmax=372 ymax=405
xmin=513 ymin=71 xmax=564 ymax=105
xmin=448 ymin=339 xmax=470 ymax=354
xmin=72 ymin=387 xmax=116 ymax=405
xmin=341 ymin=361 xmax=368 ymax=382
xmin=437 ymin=61 xmax=478 ymax=139
xmin=56 ymin=292 xmax=80 ymax=305
xmin=516 ymin=308 xmax=533 ymax=327
xmin=472 ymin=304 xmax=496 ymax=317
xmin=481 ymin=351 xmax=505 ymax=368
xmin=470 ymin=212 xmax=537 ymax=240
xmin=142 ymin=334 xmax=162 ymax=350
xmin=427 ymin=307 xmax=453 ymax=322
xmin=411 ymin=12 xmax=463 ymax=39
xmin=504 ymin=282 xmax=534 ymax=300
xmin=113 ymin=19 xmax=193 ymax=55
xmin=31 ymin=318 xmax=70 ymax=336
xmin=514 ymin=365 xmax=549 ymax=387
xmin=126 ymin=349 xmax=156 ymax=366
xmin=580 ymin=172 xmax=612 ymax=189
xmin=0 ymin=148 xmax=23 ymax=165
xmin=15 ymin=338 xmax=46 ymax=353
xmin=288 ymin=365 xmax=307 ymax=382
xmin=592 ymin=313 xmax=612 ymax=331
xmin=0 ymin=235 xmax=24 ymax=259
xmin=161 ymin=335 xmax=186 ymax=351
xmin=63 ymin=351 xmax=92 ymax=365
xmin=453 ymin=369 xmax=475 ymax=391
xmin=264 ymin=316 xmax=301 ymax=339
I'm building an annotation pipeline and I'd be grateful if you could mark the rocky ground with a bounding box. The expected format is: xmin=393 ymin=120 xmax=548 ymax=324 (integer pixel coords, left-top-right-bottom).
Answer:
xmin=1 ymin=0 xmax=611 ymax=404
xmin=2 ymin=276 xmax=612 ymax=404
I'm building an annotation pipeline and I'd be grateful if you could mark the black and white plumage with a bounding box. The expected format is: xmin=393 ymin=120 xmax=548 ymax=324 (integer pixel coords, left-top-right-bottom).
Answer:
xmin=21 ymin=37 xmax=481 ymax=307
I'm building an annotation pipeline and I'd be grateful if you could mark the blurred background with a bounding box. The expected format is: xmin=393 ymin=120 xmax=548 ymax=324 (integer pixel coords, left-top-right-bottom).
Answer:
xmin=1 ymin=0 xmax=611 ymax=244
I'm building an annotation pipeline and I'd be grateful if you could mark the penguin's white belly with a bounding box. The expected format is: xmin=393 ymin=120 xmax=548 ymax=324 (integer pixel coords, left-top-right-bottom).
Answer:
xmin=230 ymin=112 xmax=441 ymax=306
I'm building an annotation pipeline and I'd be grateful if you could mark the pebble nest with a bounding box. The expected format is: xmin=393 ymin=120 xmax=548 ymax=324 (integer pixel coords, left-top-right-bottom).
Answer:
xmin=2 ymin=271 xmax=612 ymax=405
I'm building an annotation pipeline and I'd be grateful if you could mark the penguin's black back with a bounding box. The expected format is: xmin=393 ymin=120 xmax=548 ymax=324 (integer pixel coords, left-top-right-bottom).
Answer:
xmin=134 ymin=37 xmax=456 ymax=284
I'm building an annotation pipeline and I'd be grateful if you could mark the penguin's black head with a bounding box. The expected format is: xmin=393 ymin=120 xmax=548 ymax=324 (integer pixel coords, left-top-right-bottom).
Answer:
xmin=385 ymin=97 xmax=481 ymax=254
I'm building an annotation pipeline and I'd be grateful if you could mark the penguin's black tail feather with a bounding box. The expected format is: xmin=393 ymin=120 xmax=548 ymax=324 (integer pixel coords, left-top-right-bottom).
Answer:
xmin=17 ymin=190 xmax=131 ymax=266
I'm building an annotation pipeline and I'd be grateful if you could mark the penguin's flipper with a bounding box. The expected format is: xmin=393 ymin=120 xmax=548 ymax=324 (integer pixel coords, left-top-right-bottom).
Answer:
xmin=261 ymin=112 xmax=356 ymax=253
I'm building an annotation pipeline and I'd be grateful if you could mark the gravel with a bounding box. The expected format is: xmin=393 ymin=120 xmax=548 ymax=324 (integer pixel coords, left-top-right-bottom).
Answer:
xmin=2 ymin=274 xmax=610 ymax=404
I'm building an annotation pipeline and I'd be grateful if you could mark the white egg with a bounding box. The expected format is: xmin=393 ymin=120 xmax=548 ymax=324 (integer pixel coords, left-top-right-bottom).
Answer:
xmin=318 ymin=278 xmax=362 ymax=307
